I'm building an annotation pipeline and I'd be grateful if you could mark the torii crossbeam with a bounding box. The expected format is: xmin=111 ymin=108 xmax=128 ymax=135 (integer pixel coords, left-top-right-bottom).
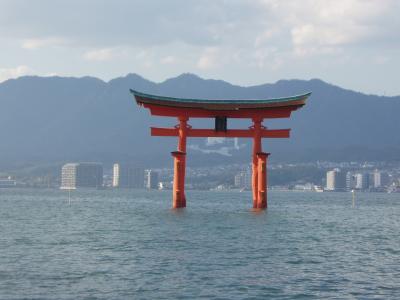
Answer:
xmin=131 ymin=89 xmax=310 ymax=210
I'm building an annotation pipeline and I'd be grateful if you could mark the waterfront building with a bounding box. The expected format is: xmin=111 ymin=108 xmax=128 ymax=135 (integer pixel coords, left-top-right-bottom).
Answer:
xmin=355 ymin=173 xmax=369 ymax=190
xmin=326 ymin=171 xmax=335 ymax=191
xmin=234 ymin=168 xmax=251 ymax=189
xmin=368 ymin=172 xmax=375 ymax=188
xmin=293 ymin=183 xmax=313 ymax=191
xmin=145 ymin=170 xmax=159 ymax=189
xmin=373 ymin=170 xmax=389 ymax=188
xmin=326 ymin=169 xmax=346 ymax=191
xmin=60 ymin=162 xmax=103 ymax=189
xmin=159 ymin=181 xmax=173 ymax=190
xmin=234 ymin=173 xmax=243 ymax=187
xmin=346 ymin=172 xmax=356 ymax=191
xmin=113 ymin=163 xmax=144 ymax=188
xmin=0 ymin=177 xmax=17 ymax=188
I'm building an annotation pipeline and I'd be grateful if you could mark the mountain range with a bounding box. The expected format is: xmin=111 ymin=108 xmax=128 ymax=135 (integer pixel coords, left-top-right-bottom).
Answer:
xmin=0 ymin=73 xmax=399 ymax=169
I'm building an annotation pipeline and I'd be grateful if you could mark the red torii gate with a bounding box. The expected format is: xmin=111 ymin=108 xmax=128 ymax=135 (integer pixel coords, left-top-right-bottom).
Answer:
xmin=131 ymin=90 xmax=310 ymax=209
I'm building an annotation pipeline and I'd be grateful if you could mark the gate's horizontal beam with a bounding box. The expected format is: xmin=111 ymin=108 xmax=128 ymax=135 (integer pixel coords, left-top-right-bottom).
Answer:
xmin=151 ymin=127 xmax=290 ymax=138
xmin=262 ymin=128 xmax=291 ymax=138
xmin=145 ymin=104 xmax=295 ymax=119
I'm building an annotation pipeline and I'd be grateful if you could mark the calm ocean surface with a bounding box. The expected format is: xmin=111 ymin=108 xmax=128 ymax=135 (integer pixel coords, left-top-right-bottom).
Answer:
xmin=0 ymin=189 xmax=399 ymax=299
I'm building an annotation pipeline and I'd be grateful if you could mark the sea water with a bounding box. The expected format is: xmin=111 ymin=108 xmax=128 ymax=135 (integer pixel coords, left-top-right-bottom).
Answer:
xmin=0 ymin=189 xmax=399 ymax=299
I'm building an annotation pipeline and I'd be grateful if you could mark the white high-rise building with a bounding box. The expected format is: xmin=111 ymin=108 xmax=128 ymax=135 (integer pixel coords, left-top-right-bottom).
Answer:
xmin=346 ymin=172 xmax=356 ymax=191
xmin=61 ymin=163 xmax=103 ymax=189
xmin=373 ymin=170 xmax=389 ymax=188
xmin=326 ymin=169 xmax=346 ymax=191
xmin=113 ymin=164 xmax=144 ymax=188
xmin=145 ymin=170 xmax=159 ymax=189
xmin=326 ymin=170 xmax=336 ymax=191
xmin=355 ymin=173 xmax=369 ymax=190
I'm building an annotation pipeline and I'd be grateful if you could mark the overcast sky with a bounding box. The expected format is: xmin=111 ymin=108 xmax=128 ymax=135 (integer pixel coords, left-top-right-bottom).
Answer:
xmin=0 ymin=0 xmax=399 ymax=95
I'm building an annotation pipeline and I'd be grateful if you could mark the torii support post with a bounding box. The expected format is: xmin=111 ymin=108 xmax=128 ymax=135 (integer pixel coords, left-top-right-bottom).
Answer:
xmin=171 ymin=151 xmax=186 ymax=208
xmin=252 ymin=118 xmax=263 ymax=209
xmin=171 ymin=116 xmax=188 ymax=208
xmin=256 ymin=152 xmax=270 ymax=209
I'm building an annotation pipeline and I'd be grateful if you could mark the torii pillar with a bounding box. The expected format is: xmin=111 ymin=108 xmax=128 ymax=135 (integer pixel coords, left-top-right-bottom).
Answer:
xmin=251 ymin=118 xmax=270 ymax=210
xmin=171 ymin=151 xmax=186 ymax=208
xmin=256 ymin=152 xmax=270 ymax=209
xmin=171 ymin=116 xmax=189 ymax=208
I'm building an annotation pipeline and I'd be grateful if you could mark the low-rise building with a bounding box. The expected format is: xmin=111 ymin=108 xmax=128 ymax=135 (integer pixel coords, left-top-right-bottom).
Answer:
xmin=0 ymin=177 xmax=17 ymax=188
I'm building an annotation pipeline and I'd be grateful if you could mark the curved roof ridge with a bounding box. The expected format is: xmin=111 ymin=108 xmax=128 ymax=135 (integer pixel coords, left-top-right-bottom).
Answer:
xmin=130 ymin=89 xmax=311 ymax=104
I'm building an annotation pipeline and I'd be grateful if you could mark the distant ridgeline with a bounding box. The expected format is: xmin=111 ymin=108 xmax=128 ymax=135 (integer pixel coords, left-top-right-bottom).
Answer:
xmin=0 ymin=73 xmax=399 ymax=167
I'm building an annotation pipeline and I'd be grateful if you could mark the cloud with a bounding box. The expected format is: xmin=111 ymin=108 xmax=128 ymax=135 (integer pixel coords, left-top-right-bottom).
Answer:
xmin=83 ymin=48 xmax=116 ymax=61
xmin=197 ymin=47 xmax=221 ymax=70
xmin=258 ymin=0 xmax=397 ymax=56
xmin=44 ymin=72 xmax=58 ymax=77
xmin=254 ymin=29 xmax=279 ymax=48
xmin=290 ymin=20 xmax=369 ymax=57
xmin=160 ymin=56 xmax=177 ymax=65
xmin=1 ymin=0 xmax=397 ymax=52
xmin=0 ymin=0 xmax=399 ymax=94
xmin=2 ymin=0 xmax=398 ymax=59
xmin=252 ymin=47 xmax=284 ymax=69
xmin=0 ymin=65 xmax=34 ymax=82
xmin=21 ymin=37 xmax=68 ymax=50
xmin=374 ymin=56 xmax=389 ymax=65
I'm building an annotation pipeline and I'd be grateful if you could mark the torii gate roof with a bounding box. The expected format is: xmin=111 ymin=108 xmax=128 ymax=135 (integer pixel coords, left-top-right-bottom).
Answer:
xmin=131 ymin=89 xmax=310 ymax=119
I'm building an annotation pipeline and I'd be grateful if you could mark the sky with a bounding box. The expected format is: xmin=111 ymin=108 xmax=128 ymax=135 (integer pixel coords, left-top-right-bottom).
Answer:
xmin=0 ymin=0 xmax=399 ymax=96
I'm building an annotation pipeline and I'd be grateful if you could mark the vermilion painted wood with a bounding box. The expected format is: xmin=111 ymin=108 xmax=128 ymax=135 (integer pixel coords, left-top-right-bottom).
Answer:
xmin=171 ymin=151 xmax=186 ymax=208
xmin=142 ymin=103 xmax=298 ymax=119
xmin=256 ymin=153 xmax=269 ymax=209
xmin=151 ymin=127 xmax=290 ymax=138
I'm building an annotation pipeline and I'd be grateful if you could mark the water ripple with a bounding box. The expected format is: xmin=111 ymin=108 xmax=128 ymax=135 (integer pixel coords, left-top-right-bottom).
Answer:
xmin=0 ymin=189 xmax=399 ymax=299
